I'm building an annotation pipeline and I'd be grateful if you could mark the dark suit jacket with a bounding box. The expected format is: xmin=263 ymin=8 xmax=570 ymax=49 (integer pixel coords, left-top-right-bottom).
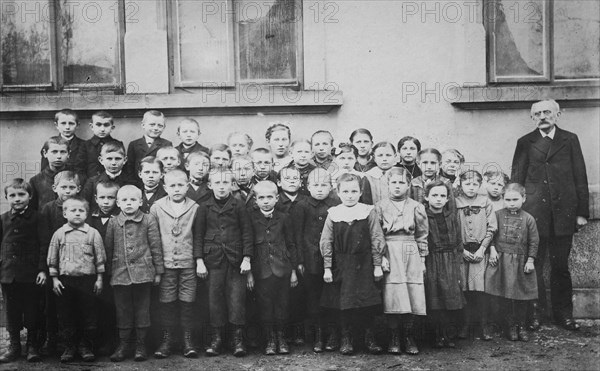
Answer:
xmin=40 ymin=135 xmax=86 ymax=181
xmin=84 ymin=135 xmax=125 ymax=178
xmin=86 ymin=207 xmax=121 ymax=239
xmin=249 ymin=208 xmax=296 ymax=280
xmin=126 ymin=137 xmax=173 ymax=176
xmin=82 ymin=172 xmax=142 ymax=209
xmin=39 ymin=199 xmax=67 ymax=256
xmin=141 ymin=185 xmax=167 ymax=214
xmin=511 ymin=126 xmax=589 ymax=237
xmin=176 ymin=142 xmax=209 ymax=158
xmin=29 ymin=167 xmax=59 ymax=210
xmin=187 ymin=182 xmax=212 ymax=205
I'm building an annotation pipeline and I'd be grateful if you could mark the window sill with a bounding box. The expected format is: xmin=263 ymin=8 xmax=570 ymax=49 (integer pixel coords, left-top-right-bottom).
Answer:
xmin=0 ymin=88 xmax=343 ymax=119
xmin=450 ymin=84 xmax=600 ymax=110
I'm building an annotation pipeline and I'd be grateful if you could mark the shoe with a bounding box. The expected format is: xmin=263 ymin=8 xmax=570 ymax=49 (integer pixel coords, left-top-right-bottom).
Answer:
xmin=0 ymin=332 xmax=21 ymax=363
xmin=154 ymin=329 xmax=173 ymax=359
xmin=60 ymin=346 xmax=76 ymax=363
xmin=556 ymin=317 xmax=580 ymax=331
xmin=134 ymin=328 xmax=147 ymax=361
xmin=26 ymin=330 xmax=42 ymax=362
xmin=183 ymin=330 xmax=197 ymax=358
xmin=458 ymin=325 xmax=468 ymax=339
xmin=482 ymin=325 xmax=493 ymax=341
xmin=78 ymin=330 xmax=96 ymax=362
xmin=276 ymin=329 xmax=289 ymax=354
xmin=41 ymin=332 xmax=57 ymax=356
xmin=507 ymin=325 xmax=518 ymax=341
xmin=265 ymin=327 xmax=276 ymax=356
xmin=339 ymin=329 xmax=353 ymax=355
xmin=404 ymin=336 xmax=419 ymax=355
xmin=443 ymin=337 xmax=456 ymax=348
xmin=111 ymin=339 xmax=130 ymax=362
xmin=293 ymin=324 xmax=305 ymax=346
xmin=517 ymin=326 xmax=530 ymax=342
xmin=364 ymin=328 xmax=382 ymax=355
xmin=387 ymin=329 xmax=401 ymax=354
xmin=528 ymin=302 xmax=542 ymax=331
xmin=232 ymin=327 xmax=247 ymax=357
xmin=313 ymin=326 xmax=324 ymax=353
xmin=205 ymin=328 xmax=222 ymax=357
xmin=325 ymin=326 xmax=339 ymax=351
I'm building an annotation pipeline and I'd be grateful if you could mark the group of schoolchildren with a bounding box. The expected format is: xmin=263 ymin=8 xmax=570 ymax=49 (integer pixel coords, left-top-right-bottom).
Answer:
xmin=0 ymin=108 xmax=540 ymax=364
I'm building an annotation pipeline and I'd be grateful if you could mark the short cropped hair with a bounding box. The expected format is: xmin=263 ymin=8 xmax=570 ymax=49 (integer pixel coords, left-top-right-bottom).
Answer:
xmin=54 ymin=170 xmax=81 ymax=187
xmin=208 ymin=168 xmax=234 ymax=183
xmin=142 ymin=110 xmax=165 ymax=122
xmin=186 ymin=151 xmax=210 ymax=165
xmin=372 ymin=141 xmax=396 ymax=154
xmin=62 ymin=196 xmax=89 ymax=213
xmin=336 ymin=173 xmax=361 ymax=191
xmin=209 ymin=144 xmax=232 ymax=159
xmin=139 ymin=156 xmax=164 ymax=173
xmin=42 ymin=136 xmax=69 ymax=153
xmin=95 ymin=181 xmax=120 ymax=195
xmin=425 ymin=179 xmax=449 ymax=197
xmin=177 ymin=117 xmax=200 ymax=134
xmin=117 ymin=184 xmax=142 ymax=199
xmin=54 ymin=109 xmax=78 ymax=123
xmin=504 ymin=183 xmax=526 ymax=197
xmin=253 ymin=180 xmax=278 ymax=196
xmin=386 ymin=166 xmax=412 ymax=183
xmin=290 ymin=139 xmax=311 ymax=150
xmin=277 ymin=164 xmax=300 ymax=181
xmin=483 ymin=169 xmax=509 ymax=185
xmin=251 ymin=147 xmax=272 ymax=157
xmin=91 ymin=111 xmax=113 ymax=123
xmin=101 ymin=141 xmax=126 ymax=156
xmin=4 ymin=178 xmax=32 ymax=196
xmin=164 ymin=169 xmax=188 ymax=184
xmin=311 ymin=130 xmax=334 ymax=145
xmin=307 ymin=168 xmax=332 ymax=185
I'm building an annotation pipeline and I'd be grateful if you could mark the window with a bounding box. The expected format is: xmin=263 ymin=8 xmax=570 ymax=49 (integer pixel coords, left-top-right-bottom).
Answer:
xmin=1 ymin=0 xmax=125 ymax=91
xmin=486 ymin=0 xmax=599 ymax=83
xmin=170 ymin=0 xmax=302 ymax=88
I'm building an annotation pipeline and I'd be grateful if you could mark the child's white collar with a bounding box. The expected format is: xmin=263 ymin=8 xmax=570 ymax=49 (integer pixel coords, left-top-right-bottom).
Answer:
xmin=328 ymin=203 xmax=373 ymax=223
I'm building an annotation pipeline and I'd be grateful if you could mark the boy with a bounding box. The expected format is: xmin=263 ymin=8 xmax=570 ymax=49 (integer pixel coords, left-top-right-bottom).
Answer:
xmin=0 ymin=179 xmax=46 ymax=363
xmin=126 ymin=110 xmax=173 ymax=177
xmin=251 ymin=148 xmax=278 ymax=185
xmin=311 ymin=131 xmax=335 ymax=171
xmin=83 ymin=141 xmax=140 ymax=208
xmin=156 ymin=146 xmax=182 ymax=173
xmin=87 ymin=181 xmax=121 ymax=237
xmin=484 ymin=169 xmax=510 ymax=212
xmin=105 ymin=185 xmax=164 ymax=362
xmin=247 ymin=181 xmax=298 ymax=355
xmin=139 ymin=156 xmax=167 ymax=213
xmin=40 ymin=109 xmax=86 ymax=180
xmin=47 ymin=197 xmax=106 ymax=363
xmin=84 ymin=111 xmax=124 ymax=178
xmin=209 ymin=144 xmax=232 ymax=169
xmin=30 ymin=136 xmax=69 ymax=210
xmin=150 ymin=170 xmax=202 ymax=359
xmin=294 ymin=168 xmax=340 ymax=352
xmin=185 ymin=151 xmax=212 ymax=205
xmin=196 ymin=168 xmax=254 ymax=357
xmin=231 ymin=155 xmax=255 ymax=204
xmin=175 ymin=118 xmax=209 ymax=160
xmin=290 ymin=139 xmax=316 ymax=196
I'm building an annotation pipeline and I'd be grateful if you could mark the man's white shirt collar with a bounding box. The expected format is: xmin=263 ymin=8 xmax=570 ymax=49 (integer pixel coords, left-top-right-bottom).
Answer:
xmin=540 ymin=127 xmax=556 ymax=139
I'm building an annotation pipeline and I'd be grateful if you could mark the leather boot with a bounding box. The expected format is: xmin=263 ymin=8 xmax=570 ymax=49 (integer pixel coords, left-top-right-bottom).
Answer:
xmin=339 ymin=327 xmax=353 ymax=355
xmin=153 ymin=328 xmax=174 ymax=359
xmin=276 ymin=327 xmax=289 ymax=354
xmin=26 ymin=330 xmax=42 ymax=362
xmin=293 ymin=324 xmax=305 ymax=345
xmin=528 ymin=301 xmax=542 ymax=331
xmin=517 ymin=323 xmax=530 ymax=342
xmin=205 ymin=327 xmax=222 ymax=357
xmin=324 ymin=324 xmax=339 ymax=351
xmin=111 ymin=328 xmax=132 ymax=362
xmin=365 ymin=327 xmax=383 ymax=354
xmin=78 ymin=329 xmax=96 ymax=362
xmin=264 ymin=326 xmax=276 ymax=355
xmin=387 ymin=328 xmax=401 ymax=354
xmin=233 ymin=327 xmax=247 ymax=357
xmin=134 ymin=328 xmax=148 ymax=361
xmin=433 ymin=326 xmax=445 ymax=349
xmin=41 ymin=331 xmax=57 ymax=356
xmin=404 ymin=336 xmax=419 ymax=355
xmin=482 ymin=324 xmax=493 ymax=341
xmin=183 ymin=330 xmax=197 ymax=358
xmin=0 ymin=331 xmax=21 ymax=363
xmin=313 ymin=326 xmax=324 ymax=353
xmin=60 ymin=329 xmax=77 ymax=363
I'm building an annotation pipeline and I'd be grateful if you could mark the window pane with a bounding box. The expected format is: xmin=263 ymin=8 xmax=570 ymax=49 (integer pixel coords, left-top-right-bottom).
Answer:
xmin=176 ymin=0 xmax=234 ymax=85
xmin=492 ymin=0 xmax=546 ymax=78
xmin=554 ymin=0 xmax=600 ymax=79
xmin=59 ymin=0 xmax=121 ymax=86
xmin=237 ymin=0 xmax=298 ymax=82
xmin=1 ymin=0 xmax=52 ymax=86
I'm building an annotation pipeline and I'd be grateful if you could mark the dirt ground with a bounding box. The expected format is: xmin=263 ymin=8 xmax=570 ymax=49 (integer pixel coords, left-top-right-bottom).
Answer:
xmin=0 ymin=320 xmax=599 ymax=370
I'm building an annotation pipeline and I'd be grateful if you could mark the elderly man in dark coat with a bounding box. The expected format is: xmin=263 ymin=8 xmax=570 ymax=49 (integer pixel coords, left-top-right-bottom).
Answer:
xmin=511 ymin=99 xmax=589 ymax=331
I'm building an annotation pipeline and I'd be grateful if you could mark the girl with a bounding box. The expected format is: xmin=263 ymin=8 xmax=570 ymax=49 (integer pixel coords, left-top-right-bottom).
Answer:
xmin=289 ymin=139 xmax=316 ymax=196
xmin=365 ymin=142 xmax=397 ymax=205
xmin=396 ymin=136 xmax=422 ymax=179
xmin=411 ymin=148 xmax=454 ymax=205
xmin=209 ymin=144 xmax=232 ymax=169
xmin=227 ymin=132 xmax=253 ymax=158
xmin=320 ymin=173 xmax=385 ymax=355
xmin=331 ymin=143 xmax=373 ymax=204
xmin=350 ymin=129 xmax=376 ymax=173
xmin=485 ymin=183 xmax=538 ymax=342
xmin=266 ymin=122 xmax=293 ymax=172
xmin=375 ymin=167 xmax=428 ymax=355
xmin=423 ymin=180 xmax=465 ymax=348
xmin=456 ymin=170 xmax=497 ymax=340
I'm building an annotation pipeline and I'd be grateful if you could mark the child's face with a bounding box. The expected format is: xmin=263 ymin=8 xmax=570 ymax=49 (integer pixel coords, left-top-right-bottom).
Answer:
xmin=278 ymin=168 xmax=301 ymax=193
xmin=252 ymin=152 xmax=273 ymax=178
xmin=99 ymin=151 xmax=127 ymax=174
xmin=503 ymin=190 xmax=525 ymax=212
xmin=210 ymin=150 xmax=231 ymax=168
xmin=55 ymin=113 xmax=78 ymax=139
xmin=53 ymin=179 xmax=80 ymax=201
xmin=485 ymin=177 xmax=505 ymax=199
xmin=399 ymin=140 xmax=418 ymax=164
xmin=63 ymin=201 xmax=87 ymax=226
xmin=232 ymin=158 xmax=254 ymax=185
xmin=90 ymin=116 xmax=114 ymax=139
xmin=388 ymin=173 xmax=410 ymax=199
xmin=164 ymin=174 xmax=189 ymax=202
xmin=418 ymin=153 xmax=439 ymax=179
xmin=351 ymin=133 xmax=373 ymax=158
xmin=209 ymin=173 xmax=233 ymax=199
xmin=373 ymin=146 xmax=395 ymax=171
xmin=158 ymin=150 xmax=181 ymax=172
xmin=229 ymin=134 xmax=250 ymax=157
xmin=255 ymin=189 xmax=278 ymax=212
xmin=95 ymin=186 xmax=118 ymax=215
xmin=291 ymin=142 xmax=311 ymax=166
xmin=5 ymin=186 xmax=31 ymax=211
xmin=116 ymin=190 xmax=143 ymax=215
xmin=461 ymin=177 xmax=481 ymax=198
xmin=442 ymin=153 xmax=461 ymax=176
xmin=141 ymin=115 xmax=166 ymax=139
xmin=335 ymin=151 xmax=357 ymax=171
xmin=178 ymin=122 xmax=200 ymax=146
xmin=268 ymin=129 xmax=290 ymax=158
xmin=44 ymin=143 xmax=69 ymax=170
xmin=337 ymin=180 xmax=361 ymax=207
xmin=308 ymin=177 xmax=332 ymax=200
xmin=139 ymin=162 xmax=163 ymax=189
xmin=185 ymin=157 xmax=209 ymax=182
xmin=312 ymin=133 xmax=333 ymax=160
xmin=425 ymin=185 xmax=449 ymax=212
